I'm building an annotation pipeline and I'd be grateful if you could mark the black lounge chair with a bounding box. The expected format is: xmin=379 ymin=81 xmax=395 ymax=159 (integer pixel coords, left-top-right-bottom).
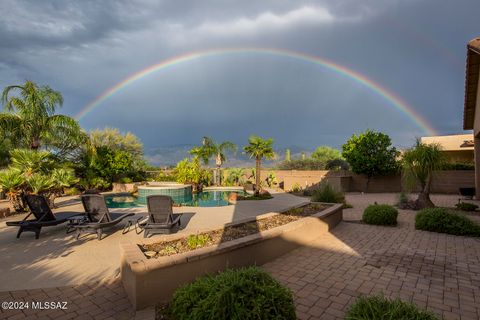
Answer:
xmin=6 ymin=194 xmax=84 ymax=239
xmin=73 ymin=194 xmax=134 ymax=240
xmin=140 ymin=195 xmax=182 ymax=238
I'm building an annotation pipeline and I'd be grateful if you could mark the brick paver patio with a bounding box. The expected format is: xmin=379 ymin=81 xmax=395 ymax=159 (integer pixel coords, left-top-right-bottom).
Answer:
xmin=1 ymin=193 xmax=480 ymax=319
xmin=0 ymin=278 xmax=134 ymax=320
xmin=264 ymin=200 xmax=480 ymax=320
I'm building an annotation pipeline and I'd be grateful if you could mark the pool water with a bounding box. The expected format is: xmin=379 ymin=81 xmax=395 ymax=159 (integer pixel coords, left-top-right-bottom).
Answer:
xmin=105 ymin=190 xmax=246 ymax=208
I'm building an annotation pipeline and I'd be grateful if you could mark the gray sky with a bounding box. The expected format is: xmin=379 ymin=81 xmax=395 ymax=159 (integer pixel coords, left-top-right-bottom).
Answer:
xmin=1 ymin=0 xmax=479 ymax=164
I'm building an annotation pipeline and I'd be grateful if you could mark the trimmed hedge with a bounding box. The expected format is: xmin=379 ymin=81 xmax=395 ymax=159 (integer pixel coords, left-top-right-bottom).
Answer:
xmin=363 ymin=204 xmax=398 ymax=226
xmin=415 ymin=208 xmax=480 ymax=237
xmin=170 ymin=267 xmax=296 ymax=320
xmin=346 ymin=294 xmax=438 ymax=320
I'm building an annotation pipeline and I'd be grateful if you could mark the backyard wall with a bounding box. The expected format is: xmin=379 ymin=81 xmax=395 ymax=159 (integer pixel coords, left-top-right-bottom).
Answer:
xmin=254 ymin=169 xmax=475 ymax=194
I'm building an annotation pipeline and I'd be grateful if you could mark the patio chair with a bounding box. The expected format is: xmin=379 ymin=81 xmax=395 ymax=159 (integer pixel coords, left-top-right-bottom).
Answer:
xmin=140 ymin=195 xmax=182 ymax=238
xmin=6 ymin=194 xmax=84 ymax=239
xmin=73 ymin=194 xmax=134 ymax=240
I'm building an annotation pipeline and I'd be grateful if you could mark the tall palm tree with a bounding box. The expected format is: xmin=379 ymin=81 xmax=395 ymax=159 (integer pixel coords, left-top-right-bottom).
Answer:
xmin=0 ymin=80 xmax=84 ymax=151
xmin=402 ymin=140 xmax=445 ymax=209
xmin=243 ymin=135 xmax=275 ymax=195
xmin=190 ymin=137 xmax=237 ymax=185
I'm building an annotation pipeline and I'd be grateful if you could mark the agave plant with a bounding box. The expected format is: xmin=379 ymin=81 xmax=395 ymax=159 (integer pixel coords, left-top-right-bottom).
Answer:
xmin=0 ymin=169 xmax=26 ymax=211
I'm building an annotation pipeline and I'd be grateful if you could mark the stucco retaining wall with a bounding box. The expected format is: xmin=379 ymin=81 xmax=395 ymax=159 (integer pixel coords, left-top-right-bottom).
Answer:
xmin=120 ymin=203 xmax=343 ymax=310
xmin=254 ymin=169 xmax=474 ymax=194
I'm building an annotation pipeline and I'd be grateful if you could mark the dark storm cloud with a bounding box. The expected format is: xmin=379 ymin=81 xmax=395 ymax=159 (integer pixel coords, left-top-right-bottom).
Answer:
xmin=1 ymin=0 xmax=479 ymax=165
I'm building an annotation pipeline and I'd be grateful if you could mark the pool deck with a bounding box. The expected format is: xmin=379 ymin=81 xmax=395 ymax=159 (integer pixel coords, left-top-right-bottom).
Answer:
xmin=0 ymin=191 xmax=306 ymax=292
xmin=2 ymin=192 xmax=480 ymax=319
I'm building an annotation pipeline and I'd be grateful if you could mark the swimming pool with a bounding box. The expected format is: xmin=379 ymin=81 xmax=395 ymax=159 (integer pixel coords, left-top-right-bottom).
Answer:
xmin=105 ymin=189 xmax=246 ymax=208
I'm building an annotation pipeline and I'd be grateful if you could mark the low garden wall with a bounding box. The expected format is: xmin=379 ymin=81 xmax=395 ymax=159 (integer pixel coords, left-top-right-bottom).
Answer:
xmin=111 ymin=183 xmax=137 ymax=193
xmin=120 ymin=203 xmax=343 ymax=310
xmin=257 ymin=169 xmax=474 ymax=194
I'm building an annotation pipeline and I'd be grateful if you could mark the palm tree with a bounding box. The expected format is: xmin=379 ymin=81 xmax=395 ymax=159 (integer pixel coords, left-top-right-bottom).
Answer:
xmin=190 ymin=137 xmax=237 ymax=185
xmin=0 ymin=80 xmax=85 ymax=151
xmin=9 ymin=149 xmax=54 ymax=175
xmin=243 ymin=135 xmax=275 ymax=195
xmin=402 ymin=140 xmax=445 ymax=209
xmin=0 ymin=169 xmax=25 ymax=211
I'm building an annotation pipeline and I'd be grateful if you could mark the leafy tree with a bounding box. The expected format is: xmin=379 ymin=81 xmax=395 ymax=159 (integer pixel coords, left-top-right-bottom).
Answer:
xmin=190 ymin=137 xmax=236 ymax=185
xmin=325 ymin=158 xmax=349 ymax=171
xmin=0 ymin=80 xmax=86 ymax=156
xmin=311 ymin=146 xmax=343 ymax=163
xmin=76 ymin=128 xmax=147 ymax=186
xmin=174 ymin=158 xmax=211 ymax=188
xmin=342 ymin=130 xmax=399 ymax=190
xmin=402 ymin=140 xmax=445 ymax=209
xmin=90 ymin=127 xmax=143 ymax=157
xmin=244 ymin=135 xmax=275 ymax=195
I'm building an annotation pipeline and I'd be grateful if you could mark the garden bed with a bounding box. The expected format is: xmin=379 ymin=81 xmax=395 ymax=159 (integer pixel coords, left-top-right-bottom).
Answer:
xmin=121 ymin=202 xmax=343 ymax=310
xmin=141 ymin=203 xmax=328 ymax=258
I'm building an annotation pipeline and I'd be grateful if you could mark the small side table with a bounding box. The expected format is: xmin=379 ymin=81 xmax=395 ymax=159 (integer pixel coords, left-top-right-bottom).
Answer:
xmin=122 ymin=214 xmax=147 ymax=234
xmin=66 ymin=215 xmax=88 ymax=234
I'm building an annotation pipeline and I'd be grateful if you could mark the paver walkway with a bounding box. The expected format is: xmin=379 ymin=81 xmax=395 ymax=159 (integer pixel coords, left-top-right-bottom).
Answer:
xmin=263 ymin=193 xmax=480 ymax=319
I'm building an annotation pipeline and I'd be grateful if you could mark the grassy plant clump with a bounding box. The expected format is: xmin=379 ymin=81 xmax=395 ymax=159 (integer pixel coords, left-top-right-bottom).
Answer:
xmin=291 ymin=183 xmax=302 ymax=193
xmin=187 ymin=234 xmax=210 ymax=249
xmin=346 ymin=294 xmax=438 ymax=320
xmin=170 ymin=267 xmax=296 ymax=320
xmin=363 ymin=204 xmax=398 ymax=226
xmin=415 ymin=208 xmax=480 ymax=236
xmin=311 ymin=183 xmax=345 ymax=204
xmin=455 ymin=202 xmax=478 ymax=212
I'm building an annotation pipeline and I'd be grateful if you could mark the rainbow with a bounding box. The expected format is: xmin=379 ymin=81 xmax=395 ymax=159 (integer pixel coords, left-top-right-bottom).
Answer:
xmin=76 ymin=47 xmax=437 ymax=135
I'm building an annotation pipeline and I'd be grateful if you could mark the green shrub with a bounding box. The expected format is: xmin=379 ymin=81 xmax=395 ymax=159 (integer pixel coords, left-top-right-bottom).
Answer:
xmin=455 ymin=202 xmax=478 ymax=211
xmin=415 ymin=208 xmax=480 ymax=236
xmin=170 ymin=267 xmax=296 ymax=320
xmin=311 ymin=183 xmax=345 ymax=204
xmin=118 ymin=176 xmax=133 ymax=183
xmin=441 ymin=162 xmax=475 ymax=170
xmin=277 ymin=158 xmax=326 ymax=170
xmin=346 ymin=294 xmax=438 ymax=320
xmin=64 ymin=187 xmax=81 ymax=196
xmin=187 ymin=234 xmax=210 ymax=249
xmin=291 ymin=183 xmax=302 ymax=193
xmin=363 ymin=204 xmax=398 ymax=226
